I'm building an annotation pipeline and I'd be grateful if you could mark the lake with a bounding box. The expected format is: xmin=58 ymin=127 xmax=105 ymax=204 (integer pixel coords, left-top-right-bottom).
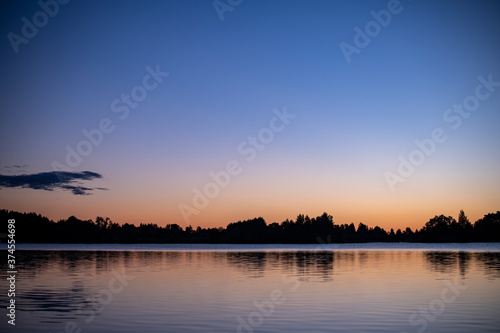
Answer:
xmin=2 ymin=243 xmax=500 ymax=332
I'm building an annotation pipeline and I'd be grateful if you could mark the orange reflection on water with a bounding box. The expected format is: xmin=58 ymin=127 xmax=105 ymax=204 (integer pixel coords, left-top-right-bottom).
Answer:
xmin=5 ymin=249 xmax=500 ymax=333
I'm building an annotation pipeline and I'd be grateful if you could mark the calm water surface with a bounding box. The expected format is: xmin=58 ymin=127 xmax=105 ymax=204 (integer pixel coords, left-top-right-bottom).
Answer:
xmin=1 ymin=243 xmax=500 ymax=333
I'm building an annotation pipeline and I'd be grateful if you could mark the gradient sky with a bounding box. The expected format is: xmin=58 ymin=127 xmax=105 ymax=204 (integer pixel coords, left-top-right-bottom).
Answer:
xmin=1 ymin=0 xmax=499 ymax=231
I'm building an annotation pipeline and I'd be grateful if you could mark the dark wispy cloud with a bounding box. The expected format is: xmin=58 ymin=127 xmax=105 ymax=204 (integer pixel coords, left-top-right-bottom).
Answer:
xmin=0 ymin=164 xmax=29 ymax=172
xmin=0 ymin=171 xmax=107 ymax=195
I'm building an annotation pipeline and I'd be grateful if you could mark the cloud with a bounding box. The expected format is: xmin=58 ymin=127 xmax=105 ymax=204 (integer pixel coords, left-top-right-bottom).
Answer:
xmin=0 ymin=171 xmax=106 ymax=195
xmin=0 ymin=164 xmax=29 ymax=172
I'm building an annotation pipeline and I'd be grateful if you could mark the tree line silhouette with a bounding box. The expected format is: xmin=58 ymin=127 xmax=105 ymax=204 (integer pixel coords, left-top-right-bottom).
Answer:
xmin=1 ymin=209 xmax=499 ymax=244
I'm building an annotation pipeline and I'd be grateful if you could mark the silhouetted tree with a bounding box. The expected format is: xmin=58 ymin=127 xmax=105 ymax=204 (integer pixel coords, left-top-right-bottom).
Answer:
xmin=458 ymin=210 xmax=471 ymax=228
xmin=402 ymin=227 xmax=414 ymax=242
xmin=389 ymin=228 xmax=396 ymax=239
xmin=356 ymin=222 xmax=368 ymax=240
xmin=423 ymin=215 xmax=456 ymax=242
xmin=226 ymin=217 xmax=267 ymax=243
xmin=474 ymin=211 xmax=500 ymax=242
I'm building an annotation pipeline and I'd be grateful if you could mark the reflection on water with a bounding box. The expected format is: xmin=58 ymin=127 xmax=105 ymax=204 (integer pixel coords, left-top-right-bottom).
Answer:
xmin=424 ymin=251 xmax=473 ymax=276
xmin=226 ymin=251 xmax=336 ymax=281
xmin=424 ymin=251 xmax=500 ymax=279
xmin=1 ymin=248 xmax=500 ymax=332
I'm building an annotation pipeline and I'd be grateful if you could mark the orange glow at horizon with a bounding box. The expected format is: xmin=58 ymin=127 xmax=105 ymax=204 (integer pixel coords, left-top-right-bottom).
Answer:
xmin=2 ymin=184 xmax=497 ymax=233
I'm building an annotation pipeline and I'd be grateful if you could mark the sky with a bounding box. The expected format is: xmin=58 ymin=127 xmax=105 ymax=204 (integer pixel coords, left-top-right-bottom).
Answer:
xmin=1 ymin=0 xmax=499 ymax=231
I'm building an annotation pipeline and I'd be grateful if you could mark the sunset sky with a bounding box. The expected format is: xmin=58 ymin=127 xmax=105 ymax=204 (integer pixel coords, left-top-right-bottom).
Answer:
xmin=1 ymin=0 xmax=499 ymax=231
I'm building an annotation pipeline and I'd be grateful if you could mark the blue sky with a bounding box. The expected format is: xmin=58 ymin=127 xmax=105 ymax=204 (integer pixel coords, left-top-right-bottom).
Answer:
xmin=1 ymin=0 xmax=499 ymax=229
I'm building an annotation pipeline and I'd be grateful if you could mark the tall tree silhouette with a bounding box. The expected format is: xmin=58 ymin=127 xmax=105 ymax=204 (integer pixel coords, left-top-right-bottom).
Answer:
xmin=455 ymin=209 xmax=473 ymax=241
xmin=458 ymin=210 xmax=471 ymax=228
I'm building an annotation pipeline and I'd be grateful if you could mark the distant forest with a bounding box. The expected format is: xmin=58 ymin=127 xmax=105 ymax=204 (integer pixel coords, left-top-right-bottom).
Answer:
xmin=1 ymin=209 xmax=499 ymax=244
